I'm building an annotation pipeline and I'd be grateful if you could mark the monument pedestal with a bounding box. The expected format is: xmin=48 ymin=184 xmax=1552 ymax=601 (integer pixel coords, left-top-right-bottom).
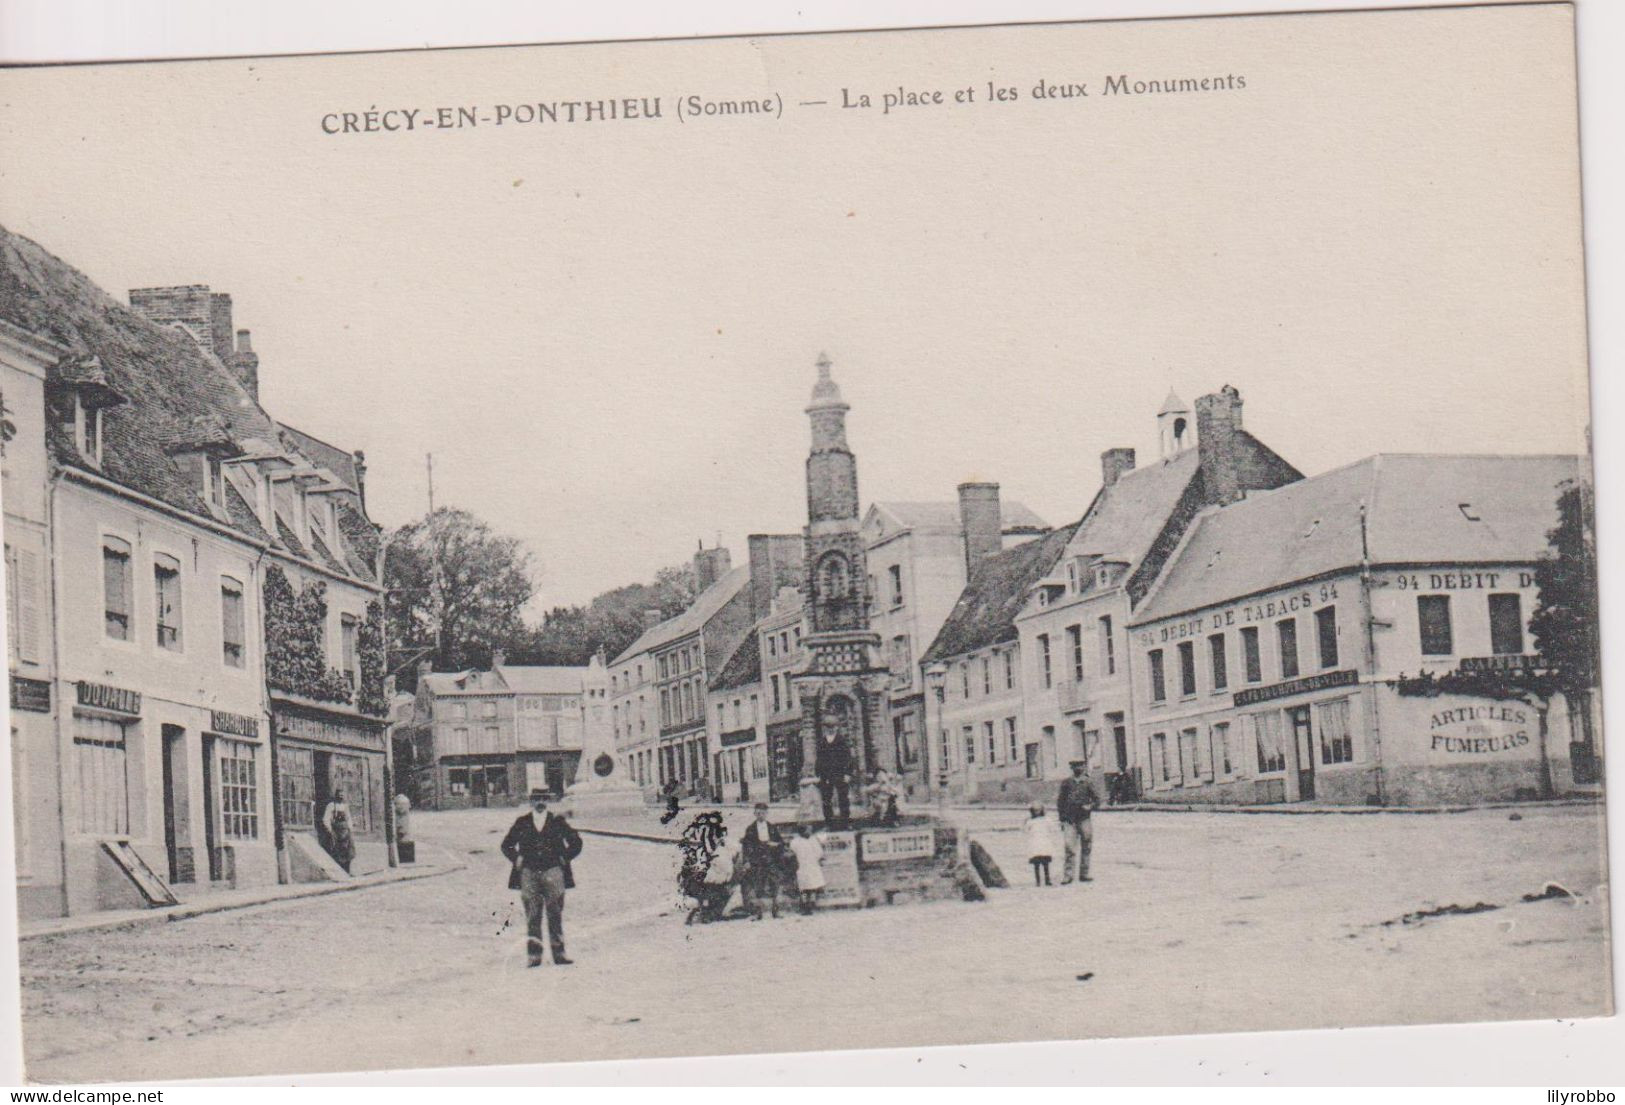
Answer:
xmin=783 ymin=811 xmax=979 ymax=908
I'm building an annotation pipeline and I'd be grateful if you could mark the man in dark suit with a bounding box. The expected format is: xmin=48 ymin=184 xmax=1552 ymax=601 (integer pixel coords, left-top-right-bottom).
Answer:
xmin=1055 ymin=760 xmax=1101 ymax=884
xmin=500 ymin=788 xmax=584 ymax=966
xmin=738 ymin=802 xmax=785 ymax=919
xmin=815 ymin=731 xmax=853 ymax=827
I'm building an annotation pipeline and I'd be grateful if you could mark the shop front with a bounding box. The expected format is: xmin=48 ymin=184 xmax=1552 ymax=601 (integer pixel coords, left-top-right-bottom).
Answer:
xmin=272 ymin=698 xmax=387 ymax=851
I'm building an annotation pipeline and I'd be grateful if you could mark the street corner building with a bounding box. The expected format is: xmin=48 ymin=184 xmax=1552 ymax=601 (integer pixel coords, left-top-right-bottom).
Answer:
xmin=1125 ymin=452 xmax=1600 ymax=807
xmin=921 ymin=385 xmax=1302 ymax=804
xmin=0 ymin=223 xmax=393 ymax=919
xmin=399 ymin=651 xmax=610 ymax=808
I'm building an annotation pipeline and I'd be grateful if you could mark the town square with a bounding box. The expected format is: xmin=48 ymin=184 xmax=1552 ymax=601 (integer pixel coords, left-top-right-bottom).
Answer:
xmin=0 ymin=3 xmax=1613 ymax=1085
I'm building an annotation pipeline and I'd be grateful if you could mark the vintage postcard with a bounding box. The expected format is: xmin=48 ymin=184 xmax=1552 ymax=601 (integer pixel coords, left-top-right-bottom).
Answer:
xmin=0 ymin=1 xmax=1611 ymax=1085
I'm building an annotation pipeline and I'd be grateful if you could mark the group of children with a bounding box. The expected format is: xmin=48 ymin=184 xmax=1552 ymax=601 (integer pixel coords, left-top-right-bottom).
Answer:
xmin=686 ymin=807 xmax=831 ymax=923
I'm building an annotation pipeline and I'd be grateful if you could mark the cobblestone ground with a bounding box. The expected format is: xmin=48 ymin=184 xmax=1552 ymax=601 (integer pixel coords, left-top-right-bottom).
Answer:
xmin=17 ymin=803 xmax=1613 ymax=1083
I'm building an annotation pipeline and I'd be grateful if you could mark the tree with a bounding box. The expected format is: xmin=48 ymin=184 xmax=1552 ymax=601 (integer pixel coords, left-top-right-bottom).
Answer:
xmin=384 ymin=508 xmax=535 ymax=680
xmin=1529 ymin=479 xmax=1599 ymax=698
xmin=510 ymin=563 xmax=698 ymax=667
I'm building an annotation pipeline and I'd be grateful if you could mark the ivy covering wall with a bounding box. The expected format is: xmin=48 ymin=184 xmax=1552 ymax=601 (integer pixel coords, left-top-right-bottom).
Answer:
xmin=264 ymin=563 xmax=388 ymax=717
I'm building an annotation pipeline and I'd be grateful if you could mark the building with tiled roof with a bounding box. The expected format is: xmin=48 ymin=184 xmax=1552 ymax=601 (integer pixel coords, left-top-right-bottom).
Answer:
xmin=1125 ymin=452 xmax=1596 ymax=808
xmin=0 ymin=222 xmax=392 ymax=917
xmin=925 ymin=385 xmax=1302 ymax=803
xmin=403 ymin=653 xmax=605 ymax=807
xmin=862 ymin=487 xmax=1051 ymax=799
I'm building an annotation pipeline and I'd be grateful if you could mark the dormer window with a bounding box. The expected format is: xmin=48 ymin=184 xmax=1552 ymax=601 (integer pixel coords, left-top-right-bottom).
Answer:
xmin=77 ymin=396 xmax=102 ymax=465
xmin=1096 ymin=566 xmax=1112 ymax=589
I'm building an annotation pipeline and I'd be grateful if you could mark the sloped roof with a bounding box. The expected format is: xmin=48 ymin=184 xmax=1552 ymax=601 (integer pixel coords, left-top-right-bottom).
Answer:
xmin=710 ymin=630 xmax=762 ymax=692
xmin=612 ymin=566 xmax=751 ymax=663
xmin=0 ymin=222 xmax=378 ymax=583
xmin=922 ymin=523 xmax=1080 ymax=663
xmin=870 ymin=500 xmax=1049 ymax=534
xmin=420 ymin=669 xmax=506 ymax=697
xmin=1065 ymin=448 xmax=1200 ymax=565
xmin=280 ymin=422 xmax=360 ymax=495
xmin=1133 ymin=454 xmax=1584 ymax=623
xmin=497 ymin=665 xmax=587 ymax=695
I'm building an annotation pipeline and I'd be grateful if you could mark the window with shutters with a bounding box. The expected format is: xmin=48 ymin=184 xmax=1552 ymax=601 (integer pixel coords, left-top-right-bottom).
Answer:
xmin=1151 ymin=732 xmax=1171 ymax=784
xmin=984 ymin=720 xmax=997 ymax=764
xmin=1211 ymin=721 xmax=1234 ymax=777
xmin=1038 ymin=634 xmax=1052 ymax=688
xmin=1068 ymin=624 xmax=1084 ymax=683
xmin=1209 ymin=633 xmax=1228 ymax=691
xmin=220 ymin=577 xmax=245 ymax=668
xmin=1149 ymin=649 xmax=1166 ymax=703
xmin=102 ymin=536 xmax=133 ymax=641
xmin=154 ymin=553 xmax=183 ymax=651
xmin=5 ymin=543 xmax=42 ymax=666
xmin=1178 ymin=641 xmax=1197 ymax=697
xmin=1005 ymin=716 xmax=1018 ymax=761
xmin=1100 ymin=616 xmax=1116 ymax=675
xmin=1182 ymin=726 xmax=1207 ymax=783
xmin=962 ymin=725 xmax=975 ymax=764
xmin=1004 ymin=648 xmax=1015 ymax=690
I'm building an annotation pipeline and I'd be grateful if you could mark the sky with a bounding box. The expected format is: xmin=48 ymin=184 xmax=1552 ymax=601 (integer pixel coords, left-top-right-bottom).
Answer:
xmin=0 ymin=4 xmax=1591 ymax=611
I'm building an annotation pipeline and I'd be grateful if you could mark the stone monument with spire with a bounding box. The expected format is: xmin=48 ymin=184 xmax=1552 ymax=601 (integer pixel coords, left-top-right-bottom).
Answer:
xmin=794 ymin=353 xmax=892 ymax=825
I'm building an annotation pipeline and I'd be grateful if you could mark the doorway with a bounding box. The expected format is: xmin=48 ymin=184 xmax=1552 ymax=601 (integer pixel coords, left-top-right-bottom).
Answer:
xmin=1289 ymin=706 xmax=1316 ymax=800
xmin=160 ymin=725 xmax=189 ymax=883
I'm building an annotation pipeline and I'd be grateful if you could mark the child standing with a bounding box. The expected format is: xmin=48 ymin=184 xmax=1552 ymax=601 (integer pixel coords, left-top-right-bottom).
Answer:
xmin=789 ymin=823 xmax=826 ymax=913
xmin=1023 ymin=803 xmax=1063 ymax=886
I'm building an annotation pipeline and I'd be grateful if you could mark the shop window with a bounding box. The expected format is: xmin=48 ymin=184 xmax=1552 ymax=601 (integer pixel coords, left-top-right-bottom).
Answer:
xmin=280 ymin=746 xmax=316 ymax=827
xmin=102 ymin=536 xmax=133 ymax=641
xmin=218 ymin=739 xmax=259 ymax=840
xmin=1252 ymin=712 xmax=1286 ymax=774
xmin=1277 ymin=618 xmax=1300 ymax=679
xmin=1148 ymin=649 xmax=1166 ymax=703
xmin=1418 ymin=595 xmax=1454 ymax=656
xmin=1489 ymin=593 xmax=1525 ymax=656
xmin=1178 ymin=641 xmax=1197 ymax=697
xmin=1317 ymin=698 xmax=1354 ymax=765
xmin=1241 ymin=626 xmax=1262 ymax=683
xmin=1316 ymin=606 xmax=1339 ymax=669
xmin=1209 ymin=633 xmax=1228 ymax=690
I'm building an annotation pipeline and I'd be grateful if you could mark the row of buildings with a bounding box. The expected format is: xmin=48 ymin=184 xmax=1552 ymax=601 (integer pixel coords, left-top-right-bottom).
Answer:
xmin=603 ymin=359 xmax=1602 ymax=813
xmin=2 ymin=225 xmax=396 ymax=918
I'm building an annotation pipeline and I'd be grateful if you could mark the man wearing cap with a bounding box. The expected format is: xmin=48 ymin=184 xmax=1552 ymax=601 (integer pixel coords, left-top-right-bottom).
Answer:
xmin=1055 ymin=760 xmax=1101 ymax=884
xmin=501 ymin=788 xmax=584 ymax=966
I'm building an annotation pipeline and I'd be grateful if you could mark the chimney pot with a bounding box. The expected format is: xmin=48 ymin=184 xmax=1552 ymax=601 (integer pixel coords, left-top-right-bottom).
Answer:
xmin=958 ymin=482 xmax=1003 ymax=570
xmin=236 ymin=328 xmax=252 ymax=353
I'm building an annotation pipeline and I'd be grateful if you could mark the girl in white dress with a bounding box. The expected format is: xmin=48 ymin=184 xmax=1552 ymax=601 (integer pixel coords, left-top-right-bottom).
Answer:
xmin=789 ymin=824 xmax=826 ymax=913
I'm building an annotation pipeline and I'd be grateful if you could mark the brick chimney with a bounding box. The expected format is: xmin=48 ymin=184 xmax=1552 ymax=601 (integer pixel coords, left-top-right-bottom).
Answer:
xmin=351 ymin=449 xmax=368 ymax=512
xmin=748 ymin=533 xmax=805 ymax=622
xmin=491 ymin=648 xmax=506 ymax=669
xmin=1196 ymin=385 xmax=1245 ymax=507
xmin=958 ymin=482 xmax=1003 ymax=571
xmin=693 ymin=542 xmax=732 ymax=593
xmin=230 ymin=329 xmax=260 ymax=400
xmin=1101 ymin=447 xmax=1136 ymax=489
xmin=643 ymin=608 xmax=664 ymax=630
